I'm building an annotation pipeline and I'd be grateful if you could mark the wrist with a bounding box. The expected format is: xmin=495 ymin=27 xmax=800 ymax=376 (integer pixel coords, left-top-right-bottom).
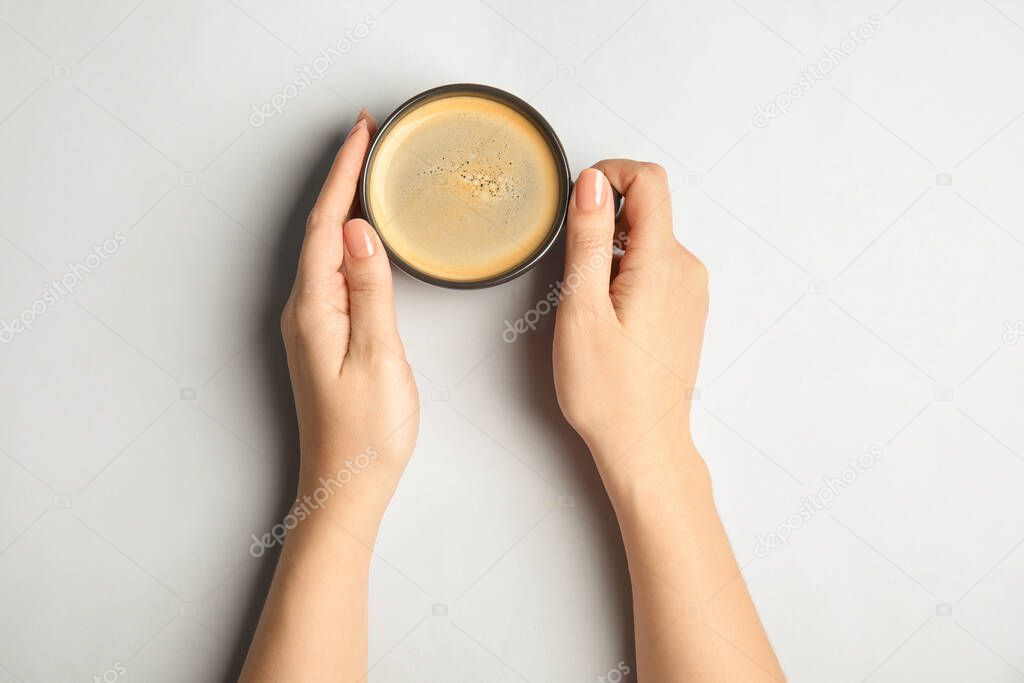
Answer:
xmin=595 ymin=437 xmax=712 ymax=512
xmin=298 ymin=441 xmax=402 ymax=497
xmin=588 ymin=414 xmax=705 ymax=486
xmin=276 ymin=507 xmax=376 ymax=577
xmin=284 ymin=483 xmax=387 ymax=551
xmin=292 ymin=456 xmax=398 ymax=541
xmin=603 ymin=449 xmax=717 ymax=563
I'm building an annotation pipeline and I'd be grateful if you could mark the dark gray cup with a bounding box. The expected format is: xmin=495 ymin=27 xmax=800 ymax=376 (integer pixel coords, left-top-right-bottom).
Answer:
xmin=360 ymin=83 xmax=572 ymax=289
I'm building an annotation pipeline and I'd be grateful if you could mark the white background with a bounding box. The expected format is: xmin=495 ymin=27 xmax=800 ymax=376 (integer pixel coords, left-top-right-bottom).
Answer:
xmin=1 ymin=0 xmax=1023 ymax=681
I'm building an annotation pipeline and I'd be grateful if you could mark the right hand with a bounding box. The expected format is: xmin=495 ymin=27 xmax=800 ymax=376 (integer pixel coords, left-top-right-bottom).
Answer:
xmin=552 ymin=160 xmax=709 ymax=487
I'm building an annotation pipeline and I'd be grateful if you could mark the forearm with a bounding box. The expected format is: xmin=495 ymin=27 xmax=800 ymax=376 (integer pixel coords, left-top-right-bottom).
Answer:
xmin=239 ymin=475 xmax=387 ymax=683
xmin=601 ymin=443 xmax=785 ymax=683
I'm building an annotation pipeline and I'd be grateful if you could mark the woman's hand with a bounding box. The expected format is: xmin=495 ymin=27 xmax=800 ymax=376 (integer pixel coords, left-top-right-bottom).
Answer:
xmin=280 ymin=110 xmax=419 ymax=528
xmin=553 ymin=161 xmax=784 ymax=682
xmin=553 ymin=160 xmax=709 ymax=490
xmin=241 ymin=110 xmax=420 ymax=683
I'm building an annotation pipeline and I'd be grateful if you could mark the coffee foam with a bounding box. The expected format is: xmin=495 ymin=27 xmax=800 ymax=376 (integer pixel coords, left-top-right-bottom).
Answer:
xmin=366 ymin=95 xmax=562 ymax=282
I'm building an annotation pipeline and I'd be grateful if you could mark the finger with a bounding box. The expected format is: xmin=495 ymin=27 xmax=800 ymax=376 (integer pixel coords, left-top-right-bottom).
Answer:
xmin=562 ymin=167 xmax=616 ymax=311
xmin=342 ymin=218 xmax=402 ymax=355
xmin=311 ymin=110 xmax=372 ymax=223
xmin=298 ymin=113 xmax=372 ymax=283
xmin=363 ymin=108 xmax=380 ymax=137
xmin=592 ymin=159 xmax=675 ymax=253
xmin=349 ymin=109 xmax=379 ymax=220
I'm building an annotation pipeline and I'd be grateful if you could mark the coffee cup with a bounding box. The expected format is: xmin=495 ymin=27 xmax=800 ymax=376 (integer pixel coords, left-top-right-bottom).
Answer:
xmin=361 ymin=83 xmax=615 ymax=289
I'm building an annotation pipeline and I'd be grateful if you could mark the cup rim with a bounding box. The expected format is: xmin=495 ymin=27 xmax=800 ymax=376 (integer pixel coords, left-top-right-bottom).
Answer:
xmin=360 ymin=83 xmax=571 ymax=290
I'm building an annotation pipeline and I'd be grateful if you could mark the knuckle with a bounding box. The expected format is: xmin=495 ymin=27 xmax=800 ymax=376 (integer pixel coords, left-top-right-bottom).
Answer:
xmin=558 ymin=298 xmax=593 ymax=327
xmin=639 ymin=162 xmax=669 ymax=184
xmin=656 ymin=246 xmax=708 ymax=289
xmin=357 ymin=340 xmax=412 ymax=377
xmin=292 ymin=302 xmax=323 ymax=336
xmin=279 ymin=304 xmax=297 ymax=341
xmin=306 ymin=209 xmax=339 ymax=229
xmin=346 ymin=273 xmax=389 ymax=300
xmin=692 ymin=257 xmax=709 ymax=283
xmin=570 ymin=228 xmax=612 ymax=257
xmin=558 ymin=297 xmax=607 ymax=335
xmin=678 ymin=249 xmax=709 ymax=287
xmin=379 ymin=351 xmax=412 ymax=379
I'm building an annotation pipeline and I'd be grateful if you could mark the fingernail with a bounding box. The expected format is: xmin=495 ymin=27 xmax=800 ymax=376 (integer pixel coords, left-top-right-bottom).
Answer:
xmin=344 ymin=221 xmax=376 ymax=258
xmin=357 ymin=107 xmax=368 ymax=121
xmin=575 ymin=168 xmax=606 ymax=211
xmin=346 ymin=118 xmax=367 ymax=141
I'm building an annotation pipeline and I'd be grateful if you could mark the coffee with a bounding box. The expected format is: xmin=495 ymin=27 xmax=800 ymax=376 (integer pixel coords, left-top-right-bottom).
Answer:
xmin=364 ymin=94 xmax=564 ymax=283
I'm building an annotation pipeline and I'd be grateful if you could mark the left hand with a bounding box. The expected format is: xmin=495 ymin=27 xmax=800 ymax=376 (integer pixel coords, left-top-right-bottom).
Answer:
xmin=279 ymin=109 xmax=420 ymax=526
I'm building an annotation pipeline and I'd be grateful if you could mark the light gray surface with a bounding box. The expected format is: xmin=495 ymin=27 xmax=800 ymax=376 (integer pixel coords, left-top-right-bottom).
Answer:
xmin=1 ymin=0 xmax=1023 ymax=681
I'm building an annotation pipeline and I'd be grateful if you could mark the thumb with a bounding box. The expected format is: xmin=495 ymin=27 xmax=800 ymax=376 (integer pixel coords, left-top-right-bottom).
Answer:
xmin=561 ymin=168 xmax=615 ymax=312
xmin=342 ymin=219 xmax=402 ymax=357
